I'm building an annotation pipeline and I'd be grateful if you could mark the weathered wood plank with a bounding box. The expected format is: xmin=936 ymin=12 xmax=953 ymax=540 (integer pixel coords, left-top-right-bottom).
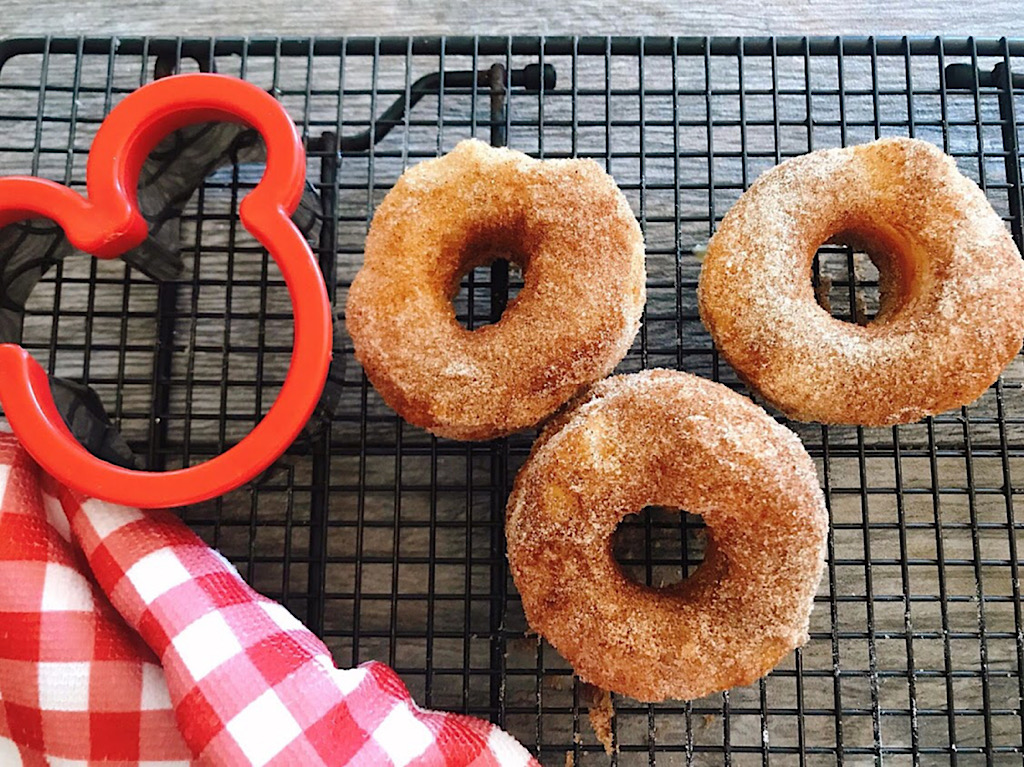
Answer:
xmin=4 ymin=0 xmax=1023 ymax=38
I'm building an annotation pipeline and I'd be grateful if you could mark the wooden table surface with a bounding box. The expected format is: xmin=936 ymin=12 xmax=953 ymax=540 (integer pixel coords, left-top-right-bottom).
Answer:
xmin=5 ymin=0 xmax=1023 ymax=38
xmin=1 ymin=9 xmax=1021 ymax=765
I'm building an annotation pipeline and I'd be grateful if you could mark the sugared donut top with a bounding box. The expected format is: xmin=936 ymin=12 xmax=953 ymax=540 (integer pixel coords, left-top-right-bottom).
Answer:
xmin=506 ymin=369 xmax=828 ymax=701
xmin=698 ymin=137 xmax=1024 ymax=425
xmin=347 ymin=139 xmax=646 ymax=440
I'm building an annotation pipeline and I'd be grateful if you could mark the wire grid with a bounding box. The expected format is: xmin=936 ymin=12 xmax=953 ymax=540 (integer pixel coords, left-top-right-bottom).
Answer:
xmin=0 ymin=36 xmax=1022 ymax=766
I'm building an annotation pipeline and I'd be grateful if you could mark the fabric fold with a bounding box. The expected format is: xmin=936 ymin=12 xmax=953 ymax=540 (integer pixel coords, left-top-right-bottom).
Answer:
xmin=0 ymin=429 xmax=535 ymax=767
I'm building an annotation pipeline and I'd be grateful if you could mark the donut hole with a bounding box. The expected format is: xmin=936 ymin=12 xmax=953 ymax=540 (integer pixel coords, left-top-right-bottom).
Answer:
xmin=450 ymin=245 xmax=526 ymax=330
xmin=612 ymin=506 xmax=706 ymax=588
xmin=812 ymin=247 xmax=882 ymax=325
xmin=811 ymin=226 xmax=917 ymax=326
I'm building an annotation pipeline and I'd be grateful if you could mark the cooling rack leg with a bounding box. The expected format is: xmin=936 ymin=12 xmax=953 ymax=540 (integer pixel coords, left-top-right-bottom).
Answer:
xmin=306 ymin=131 xmax=340 ymax=634
xmin=945 ymin=60 xmax=1024 ymax=249
xmin=993 ymin=63 xmax=1024 ymax=250
xmin=147 ymin=282 xmax=177 ymax=471
xmin=487 ymin=62 xmax=510 ymax=726
xmin=488 ymin=63 xmax=510 ymax=317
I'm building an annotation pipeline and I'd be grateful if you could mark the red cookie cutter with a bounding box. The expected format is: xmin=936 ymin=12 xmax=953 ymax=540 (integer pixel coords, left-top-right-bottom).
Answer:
xmin=0 ymin=73 xmax=333 ymax=509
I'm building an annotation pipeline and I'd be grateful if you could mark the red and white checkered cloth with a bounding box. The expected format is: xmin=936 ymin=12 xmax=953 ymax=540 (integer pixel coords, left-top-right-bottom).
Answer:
xmin=0 ymin=425 xmax=536 ymax=766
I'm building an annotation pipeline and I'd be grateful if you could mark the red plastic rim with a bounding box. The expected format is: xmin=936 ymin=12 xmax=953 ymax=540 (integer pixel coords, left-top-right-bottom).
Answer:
xmin=0 ymin=73 xmax=333 ymax=509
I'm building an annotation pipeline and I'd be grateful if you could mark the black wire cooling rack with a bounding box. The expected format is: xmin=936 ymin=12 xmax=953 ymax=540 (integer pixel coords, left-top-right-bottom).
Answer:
xmin=0 ymin=36 xmax=1022 ymax=766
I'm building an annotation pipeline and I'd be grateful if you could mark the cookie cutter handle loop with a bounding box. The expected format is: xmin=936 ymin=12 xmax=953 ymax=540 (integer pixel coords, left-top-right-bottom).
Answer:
xmin=0 ymin=73 xmax=332 ymax=508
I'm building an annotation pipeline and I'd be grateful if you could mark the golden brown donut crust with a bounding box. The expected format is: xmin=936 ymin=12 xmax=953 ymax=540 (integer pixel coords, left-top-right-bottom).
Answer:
xmin=698 ymin=137 xmax=1024 ymax=425
xmin=346 ymin=140 xmax=646 ymax=441
xmin=505 ymin=370 xmax=828 ymax=702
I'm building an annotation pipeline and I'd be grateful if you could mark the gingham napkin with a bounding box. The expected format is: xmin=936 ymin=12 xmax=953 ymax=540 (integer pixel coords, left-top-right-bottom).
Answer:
xmin=0 ymin=426 xmax=535 ymax=766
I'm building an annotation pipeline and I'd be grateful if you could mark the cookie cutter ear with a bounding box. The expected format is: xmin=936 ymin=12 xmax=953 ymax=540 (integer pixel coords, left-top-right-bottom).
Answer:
xmin=0 ymin=73 xmax=333 ymax=508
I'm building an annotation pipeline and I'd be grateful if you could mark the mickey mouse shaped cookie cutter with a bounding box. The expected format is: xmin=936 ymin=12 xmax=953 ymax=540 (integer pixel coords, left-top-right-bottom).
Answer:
xmin=0 ymin=73 xmax=333 ymax=509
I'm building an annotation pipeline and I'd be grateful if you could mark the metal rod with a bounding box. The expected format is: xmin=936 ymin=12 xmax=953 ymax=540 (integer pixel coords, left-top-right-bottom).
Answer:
xmin=306 ymin=130 xmax=340 ymax=633
xmin=488 ymin=63 xmax=510 ymax=318
xmin=306 ymin=64 xmax=554 ymax=156
xmin=486 ymin=58 xmax=511 ymax=731
xmin=945 ymin=61 xmax=1024 ymax=248
xmin=993 ymin=63 xmax=1024 ymax=250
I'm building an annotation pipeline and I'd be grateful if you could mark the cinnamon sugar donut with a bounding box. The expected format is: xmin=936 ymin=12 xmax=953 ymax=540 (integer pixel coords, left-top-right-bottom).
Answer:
xmin=699 ymin=137 xmax=1024 ymax=425
xmin=505 ymin=370 xmax=828 ymax=702
xmin=346 ymin=139 xmax=646 ymax=441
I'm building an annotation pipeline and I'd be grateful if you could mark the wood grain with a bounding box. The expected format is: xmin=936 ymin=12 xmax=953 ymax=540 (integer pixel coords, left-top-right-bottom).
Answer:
xmin=4 ymin=0 xmax=1024 ymax=38
xmin=0 ymin=21 xmax=1020 ymax=764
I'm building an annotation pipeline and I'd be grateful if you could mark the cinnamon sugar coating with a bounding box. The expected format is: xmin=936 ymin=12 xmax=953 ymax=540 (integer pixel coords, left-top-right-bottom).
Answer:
xmin=505 ymin=370 xmax=828 ymax=702
xmin=698 ymin=137 xmax=1024 ymax=425
xmin=346 ymin=139 xmax=646 ymax=440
